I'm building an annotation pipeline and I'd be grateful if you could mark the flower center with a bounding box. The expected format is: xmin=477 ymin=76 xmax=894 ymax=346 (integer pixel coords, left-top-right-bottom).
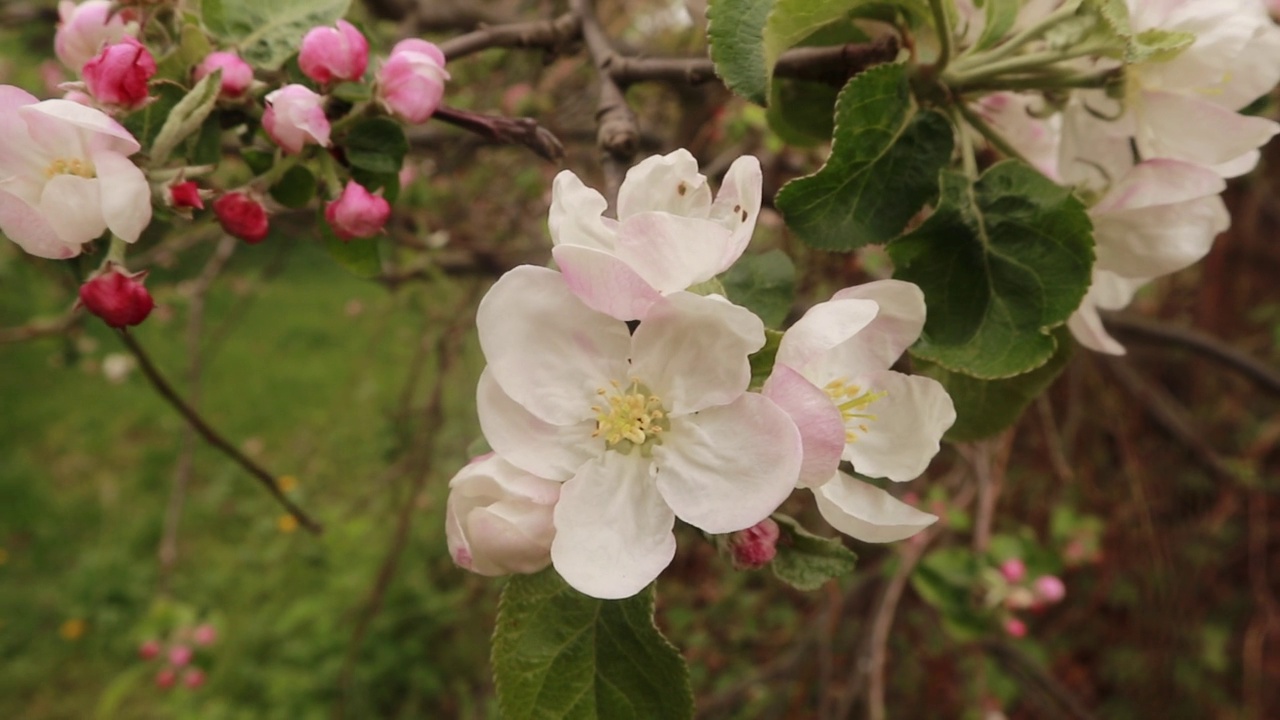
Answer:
xmin=824 ymin=378 xmax=887 ymax=443
xmin=591 ymin=379 xmax=669 ymax=454
xmin=45 ymin=157 xmax=95 ymax=179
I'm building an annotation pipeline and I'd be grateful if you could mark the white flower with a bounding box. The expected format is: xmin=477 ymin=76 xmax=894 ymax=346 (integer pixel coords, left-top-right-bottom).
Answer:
xmin=475 ymin=265 xmax=802 ymax=599
xmin=1066 ymin=270 xmax=1149 ymax=355
xmin=762 ymin=280 xmax=955 ymax=543
xmin=549 ymin=149 xmax=762 ymax=321
xmin=0 ymin=86 xmax=150 ymax=259
xmin=445 ymin=453 xmax=559 ymax=577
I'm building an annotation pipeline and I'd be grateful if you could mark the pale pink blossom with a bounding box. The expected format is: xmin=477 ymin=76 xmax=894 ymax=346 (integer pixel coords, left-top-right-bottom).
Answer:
xmin=83 ymin=37 xmax=155 ymax=110
xmin=324 ymin=181 xmax=390 ymax=240
xmin=446 ymin=453 xmax=559 ymax=577
xmin=262 ymin=84 xmax=330 ymax=154
xmin=999 ymin=558 xmax=1027 ymax=584
xmin=55 ymin=0 xmax=137 ymax=72
xmin=375 ymin=39 xmax=449 ymax=124
xmin=1032 ymin=575 xmax=1067 ymax=604
xmin=193 ymin=51 xmax=253 ymax=99
xmin=0 ymin=87 xmax=151 ymax=258
xmin=299 ymin=20 xmax=369 ymax=84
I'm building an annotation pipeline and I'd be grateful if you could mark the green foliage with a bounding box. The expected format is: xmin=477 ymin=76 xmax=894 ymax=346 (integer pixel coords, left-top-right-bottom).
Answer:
xmin=202 ymin=0 xmax=351 ymax=70
xmin=767 ymin=79 xmax=838 ymax=146
xmin=749 ymin=329 xmax=784 ymax=389
xmin=122 ymin=84 xmax=187 ymax=153
xmin=775 ymin=63 xmax=954 ymax=250
xmin=707 ymin=0 xmax=775 ymax=106
xmin=150 ymin=70 xmax=222 ymax=166
xmin=973 ymin=0 xmax=1021 ymax=51
xmin=344 ymin=118 xmax=410 ymax=175
xmin=323 ymin=221 xmax=381 ymax=278
xmin=770 ymin=515 xmax=858 ymax=591
xmin=910 ymin=547 xmax=988 ymax=641
xmin=721 ymin=250 xmax=796 ymax=328
xmin=492 ymin=570 xmax=693 ymax=720
xmin=890 ymin=162 xmax=1093 ymax=378
xmin=270 ymin=166 xmax=317 ymax=209
xmin=916 ymin=328 xmax=1073 ymax=441
xmin=761 ymin=0 xmax=871 ymax=91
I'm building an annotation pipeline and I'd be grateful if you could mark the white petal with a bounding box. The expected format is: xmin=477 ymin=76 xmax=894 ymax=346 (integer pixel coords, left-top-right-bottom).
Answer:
xmin=23 ymin=99 xmax=140 ymax=155
xmin=0 ymin=188 xmax=78 ymax=259
xmin=1137 ymin=91 xmax=1279 ymax=176
xmin=614 ymin=212 xmax=739 ymax=292
xmin=616 ymin=149 xmax=711 ymax=220
xmin=831 ymin=280 xmax=928 ymax=368
xmin=762 ymin=365 xmax=845 ymax=488
xmin=630 ymin=292 xmax=762 ymax=414
xmin=477 ymin=265 xmax=630 ymax=424
xmin=842 ymin=371 xmax=955 ymax=483
xmin=653 ymin=392 xmax=801 ymax=534
xmin=812 ymin=473 xmax=937 ymax=543
xmin=775 ymin=298 xmax=880 ymax=377
xmin=92 ymin=150 xmax=151 ymax=243
xmin=463 ymin=506 xmax=554 ymax=575
xmin=1067 ymin=303 xmax=1126 ymax=356
xmin=552 ymin=244 xmax=663 ymax=321
xmin=706 ymin=155 xmax=763 ymax=262
xmin=1091 ymin=159 xmax=1225 ymax=215
xmin=551 ymin=453 xmax=676 ymax=599
xmin=1093 ymin=193 xmax=1227 ymax=277
xmin=1067 ymin=270 xmax=1147 ymax=355
xmin=476 ymin=369 xmax=598 ymax=481
xmin=548 ymin=170 xmax=615 ymax=251
xmin=39 ymin=174 xmax=105 ymax=247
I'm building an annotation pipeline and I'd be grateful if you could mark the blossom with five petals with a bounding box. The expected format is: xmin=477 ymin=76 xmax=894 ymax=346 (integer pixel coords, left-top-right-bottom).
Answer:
xmin=475 ymin=266 xmax=802 ymax=599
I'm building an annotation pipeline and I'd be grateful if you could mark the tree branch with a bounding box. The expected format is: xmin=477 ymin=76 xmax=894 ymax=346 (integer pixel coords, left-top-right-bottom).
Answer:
xmin=438 ymin=12 xmax=581 ymax=61
xmin=432 ymin=105 xmax=565 ymax=162
xmin=570 ymin=0 xmax=639 ymax=211
xmin=1103 ymin=312 xmax=1280 ymax=396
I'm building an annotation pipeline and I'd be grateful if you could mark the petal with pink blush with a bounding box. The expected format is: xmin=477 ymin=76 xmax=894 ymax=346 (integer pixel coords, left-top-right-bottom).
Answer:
xmin=476 ymin=369 xmax=598 ymax=482
xmin=775 ymin=298 xmax=879 ymax=377
xmin=614 ymin=212 xmax=739 ymax=293
xmin=552 ymin=244 xmax=662 ymax=321
xmin=763 ymin=365 xmax=845 ymax=488
xmin=40 ymin=174 xmax=106 ymax=246
xmin=813 ymin=472 xmax=938 ymax=543
xmin=0 ymin=188 xmax=76 ymax=259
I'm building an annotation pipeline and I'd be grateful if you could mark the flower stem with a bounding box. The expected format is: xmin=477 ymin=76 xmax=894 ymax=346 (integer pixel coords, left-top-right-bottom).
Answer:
xmin=952 ymin=0 xmax=1084 ymax=68
xmin=928 ymin=0 xmax=954 ymax=73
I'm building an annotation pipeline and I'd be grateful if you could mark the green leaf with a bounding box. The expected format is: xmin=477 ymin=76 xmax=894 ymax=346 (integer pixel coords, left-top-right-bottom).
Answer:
xmin=761 ymin=0 xmax=881 ymax=90
xmin=343 ymin=117 xmax=409 ymax=175
xmin=767 ymin=78 xmax=838 ymax=145
xmin=973 ymin=0 xmax=1020 ymax=51
xmin=770 ymin=514 xmax=858 ymax=591
xmin=889 ymin=161 xmax=1093 ymax=379
xmin=331 ymin=81 xmax=372 ymax=103
xmin=122 ymin=83 xmax=186 ymax=152
xmin=707 ymin=0 xmax=775 ymax=106
xmin=190 ymin=114 xmax=224 ymax=166
xmin=749 ymin=328 xmax=784 ymax=389
xmin=721 ymin=249 xmax=796 ymax=328
xmin=150 ymin=70 xmax=222 ymax=165
xmin=323 ymin=222 xmax=380 ymax=278
xmin=915 ymin=327 xmax=1072 ymax=441
xmin=910 ymin=547 xmax=988 ymax=641
xmin=202 ymin=0 xmax=351 ymax=70
xmin=775 ymin=63 xmax=954 ymax=251
xmin=270 ymin=166 xmax=317 ymax=209
xmin=241 ymin=148 xmax=274 ymax=175
xmin=492 ymin=569 xmax=693 ymax=720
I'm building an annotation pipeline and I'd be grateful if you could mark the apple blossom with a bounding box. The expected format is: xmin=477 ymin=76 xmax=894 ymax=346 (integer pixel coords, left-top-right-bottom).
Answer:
xmin=325 ymin=181 xmax=390 ymax=240
xmin=729 ymin=518 xmax=781 ymax=569
xmin=299 ymin=20 xmax=369 ymax=84
xmin=0 ymin=87 xmax=151 ymax=258
xmin=445 ymin=453 xmax=559 ymax=577
xmin=168 ymin=644 xmax=192 ymax=667
xmin=79 ymin=264 xmax=154 ymax=328
xmin=1067 ymin=271 xmax=1149 ymax=356
xmin=969 ymin=93 xmax=1060 ymax=180
xmin=212 ymin=192 xmax=269 ymax=243
xmin=55 ymin=0 xmax=137 ymax=72
xmin=155 ymin=667 xmax=176 ymax=689
xmin=138 ymin=639 xmax=161 ymax=660
xmin=762 ymin=280 xmax=954 ymax=543
xmin=475 ymin=266 xmax=802 ymax=599
xmin=262 ymin=85 xmax=330 ymax=155
xmin=1032 ymin=575 xmax=1066 ymax=605
xmin=193 ymin=51 xmax=253 ymax=99
xmin=549 ymin=149 xmax=762 ymax=321
xmin=82 ymin=37 xmax=155 ymax=110
xmin=376 ymin=39 xmax=449 ymax=124
xmin=192 ymin=624 xmax=217 ymax=647
xmin=999 ymin=558 xmax=1027 ymax=584
xmin=182 ymin=668 xmax=206 ymax=689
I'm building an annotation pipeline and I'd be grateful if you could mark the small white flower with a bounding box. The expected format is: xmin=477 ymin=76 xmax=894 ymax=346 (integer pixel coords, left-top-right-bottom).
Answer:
xmin=445 ymin=453 xmax=559 ymax=577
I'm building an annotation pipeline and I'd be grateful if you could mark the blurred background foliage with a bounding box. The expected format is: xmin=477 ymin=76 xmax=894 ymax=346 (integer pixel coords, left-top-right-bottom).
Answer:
xmin=1 ymin=0 xmax=1279 ymax=718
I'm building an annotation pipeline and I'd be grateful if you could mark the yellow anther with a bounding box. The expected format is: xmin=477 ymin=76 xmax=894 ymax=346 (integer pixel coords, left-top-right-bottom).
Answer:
xmin=592 ymin=380 xmax=670 ymax=453
xmin=824 ymin=377 xmax=887 ymax=443
xmin=45 ymin=157 xmax=95 ymax=179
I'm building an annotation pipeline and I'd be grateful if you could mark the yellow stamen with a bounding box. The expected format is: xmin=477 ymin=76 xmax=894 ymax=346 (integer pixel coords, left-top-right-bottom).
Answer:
xmin=592 ymin=380 xmax=669 ymax=453
xmin=45 ymin=158 xmax=95 ymax=179
xmin=824 ymin=378 xmax=887 ymax=443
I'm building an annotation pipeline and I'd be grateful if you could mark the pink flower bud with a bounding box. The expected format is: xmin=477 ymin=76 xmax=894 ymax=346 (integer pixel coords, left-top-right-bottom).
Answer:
xmin=193 ymin=51 xmax=253 ymax=99
xmin=298 ymin=20 xmax=369 ymax=84
xmin=1003 ymin=617 xmax=1027 ymax=638
xmin=78 ymin=265 xmax=154 ymax=328
xmin=213 ymin=192 xmax=270 ymax=244
xmin=325 ymin=181 xmax=390 ymax=240
xmin=375 ymin=39 xmax=449 ymax=124
xmin=192 ymin=623 xmax=217 ymax=647
xmin=155 ymin=667 xmax=177 ymax=689
xmin=729 ymin=518 xmax=781 ymax=569
xmin=262 ymin=84 xmax=330 ymax=154
xmin=445 ymin=454 xmax=558 ymax=577
xmin=182 ymin=668 xmax=206 ymax=689
xmin=83 ymin=37 xmax=155 ymax=110
xmin=168 ymin=644 xmax=192 ymax=667
xmin=1032 ymin=575 xmax=1066 ymax=605
xmin=998 ymin=558 xmax=1026 ymax=584
xmin=169 ymin=181 xmax=204 ymax=210
xmin=55 ymin=0 xmax=137 ymax=72
xmin=138 ymin=639 xmax=161 ymax=660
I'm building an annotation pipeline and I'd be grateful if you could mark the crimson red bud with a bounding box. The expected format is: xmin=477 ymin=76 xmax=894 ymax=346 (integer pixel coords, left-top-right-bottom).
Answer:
xmin=213 ymin=192 xmax=269 ymax=243
xmin=79 ymin=265 xmax=154 ymax=328
xmin=170 ymin=181 xmax=204 ymax=210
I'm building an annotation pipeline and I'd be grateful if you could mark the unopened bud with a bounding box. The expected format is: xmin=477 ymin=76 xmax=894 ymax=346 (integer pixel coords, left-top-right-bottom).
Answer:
xmin=82 ymin=37 xmax=155 ymax=110
xmin=729 ymin=518 xmax=781 ymax=570
xmin=169 ymin=181 xmax=204 ymax=210
xmin=192 ymin=623 xmax=217 ymax=647
xmin=193 ymin=51 xmax=253 ymax=99
xmin=998 ymin=558 xmax=1026 ymax=584
xmin=299 ymin=20 xmax=368 ymax=84
xmin=376 ymin=39 xmax=449 ymax=124
xmin=155 ymin=666 xmax=177 ymax=689
xmin=78 ymin=264 xmax=154 ymax=328
xmin=168 ymin=644 xmax=192 ymax=668
xmin=138 ymin=639 xmax=161 ymax=660
xmin=325 ymin=181 xmax=390 ymax=240
xmin=55 ymin=0 xmax=137 ymax=72
xmin=1003 ymin=617 xmax=1027 ymax=638
xmin=262 ymin=84 xmax=330 ymax=155
xmin=182 ymin=667 xmax=206 ymax=689
xmin=1032 ymin=575 xmax=1066 ymax=605
xmin=213 ymin=192 xmax=269 ymax=243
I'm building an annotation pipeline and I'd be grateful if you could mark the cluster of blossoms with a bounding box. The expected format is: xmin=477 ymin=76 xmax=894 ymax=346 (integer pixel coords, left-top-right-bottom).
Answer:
xmin=0 ymin=1 xmax=451 ymax=328
xmin=987 ymin=558 xmax=1067 ymax=638
xmin=964 ymin=0 xmax=1280 ymax=354
xmin=137 ymin=622 xmax=217 ymax=690
xmin=446 ymin=150 xmax=957 ymax=599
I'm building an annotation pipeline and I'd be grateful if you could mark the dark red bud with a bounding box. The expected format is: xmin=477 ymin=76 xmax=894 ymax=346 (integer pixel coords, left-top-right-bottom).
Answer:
xmin=170 ymin=181 xmax=204 ymax=210
xmin=213 ymin=192 xmax=269 ymax=243
xmin=79 ymin=265 xmax=154 ymax=329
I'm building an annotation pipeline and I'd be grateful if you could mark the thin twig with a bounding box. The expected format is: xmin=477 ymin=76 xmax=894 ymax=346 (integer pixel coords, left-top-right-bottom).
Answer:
xmin=1103 ymin=312 xmax=1280 ymax=396
xmin=431 ymin=105 xmax=565 ymax=162
xmin=438 ymin=12 xmax=582 ymax=61
xmin=115 ymin=328 xmax=323 ymax=534
xmin=571 ymin=0 xmax=639 ymax=212
xmin=0 ymin=309 xmax=82 ymax=343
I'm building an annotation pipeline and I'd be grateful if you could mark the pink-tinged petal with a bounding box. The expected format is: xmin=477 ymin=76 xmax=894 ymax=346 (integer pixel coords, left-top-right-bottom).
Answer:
xmin=552 ymin=244 xmax=662 ymax=321
xmin=1067 ymin=271 xmax=1148 ymax=355
xmin=548 ymin=170 xmax=616 ymax=251
xmin=476 ymin=369 xmax=597 ymax=481
xmin=39 ymin=174 xmax=105 ymax=247
xmin=614 ymin=212 xmax=739 ymax=293
xmin=392 ymin=38 xmax=446 ymax=67
xmin=630 ymin=292 xmax=763 ymax=414
xmin=763 ymin=365 xmax=845 ymax=488
xmin=843 ymin=371 xmax=955 ymax=482
xmin=1067 ymin=303 xmax=1126 ymax=356
xmin=1137 ymin=91 xmax=1279 ymax=176
xmin=1093 ymin=194 xmax=1227 ymax=277
xmin=776 ymin=298 xmax=880 ymax=378
xmin=706 ymin=155 xmax=763 ymax=261
xmin=812 ymin=473 xmax=938 ymax=543
xmin=0 ymin=85 xmax=38 ymax=112
xmin=653 ymin=392 xmax=801 ymax=534
xmin=477 ymin=265 xmax=631 ymax=425
xmin=830 ymin=279 xmax=928 ymax=368
xmin=22 ymin=99 xmax=140 ymax=154
xmin=1091 ymin=159 xmax=1225 ymax=215
xmin=446 ymin=454 xmax=558 ymax=576
xmin=0 ymin=189 xmax=77 ymax=259
xmin=551 ymin=452 xmax=676 ymax=599
xmin=616 ymin=149 xmax=712 ymax=221
xmin=92 ymin=149 xmax=150 ymax=243
xmin=1217 ymin=27 xmax=1280 ymax=111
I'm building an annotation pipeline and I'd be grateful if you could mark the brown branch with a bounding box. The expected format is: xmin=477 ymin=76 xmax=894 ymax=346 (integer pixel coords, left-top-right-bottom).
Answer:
xmin=116 ymin=328 xmax=323 ymax=535
xmin=0 ymin=309 xmax=82 ymax=343
xmin=570 ymin=0 xmax=639 ymax=212
xmin=1103 ymin=312 xmax=1280 ymax=396
xmin=432 ymin=105 xmax=565 ymax=162
xmin=437 ymin=12 xmax=581 ymax=61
